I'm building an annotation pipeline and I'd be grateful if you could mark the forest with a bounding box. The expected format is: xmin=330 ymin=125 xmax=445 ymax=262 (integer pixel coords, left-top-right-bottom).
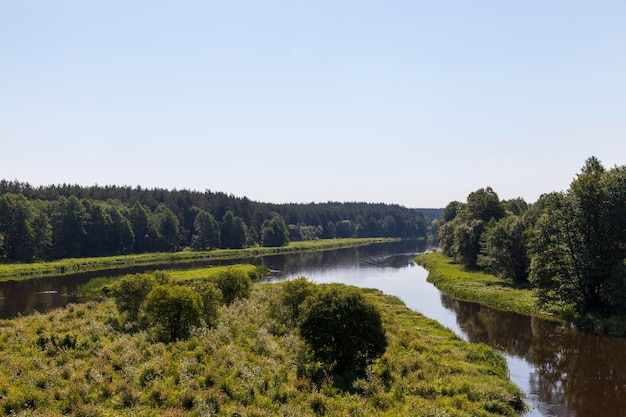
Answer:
xmin=438 ymin=156 xmax=626 ymax=333
xmin=0 ymin=180 xmax=440 ymax=263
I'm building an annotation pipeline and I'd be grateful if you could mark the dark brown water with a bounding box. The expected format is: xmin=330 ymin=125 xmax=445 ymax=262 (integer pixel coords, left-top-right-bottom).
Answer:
xmin=2 ymin=241 xmax=626 ymax=416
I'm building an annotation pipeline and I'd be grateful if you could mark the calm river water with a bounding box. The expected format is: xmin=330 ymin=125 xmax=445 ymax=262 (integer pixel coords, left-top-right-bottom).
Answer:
xmin=2 ymin=241 xmax=626 ymax=417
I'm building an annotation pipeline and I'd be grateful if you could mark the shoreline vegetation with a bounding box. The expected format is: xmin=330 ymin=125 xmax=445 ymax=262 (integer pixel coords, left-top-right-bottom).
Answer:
xmin=0 ymin=280 xmax=525 ymax=416
xmin=415 ymin=252 xmax=560 ymax=322
xmin=0 ymin=238 xmax=396 ymax=282
xmin=435 ymin=158 xmax=626 ymax=336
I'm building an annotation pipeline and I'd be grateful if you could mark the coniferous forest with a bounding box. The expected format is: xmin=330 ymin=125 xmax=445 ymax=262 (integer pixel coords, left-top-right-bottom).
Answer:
xmin=0 ymin=180 xmax=440 ymax=263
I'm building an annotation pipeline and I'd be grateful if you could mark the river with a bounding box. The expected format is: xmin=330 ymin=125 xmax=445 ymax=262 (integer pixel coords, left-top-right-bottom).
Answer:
xmin=2 ymin=241 xmax=626 ymax=416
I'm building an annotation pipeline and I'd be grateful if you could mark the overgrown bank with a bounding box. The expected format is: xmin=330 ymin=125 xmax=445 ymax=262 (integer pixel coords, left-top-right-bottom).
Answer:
xmin=0 ymin=238 xmax=394 ymax=281
xmin=0 ymin=281 xmax=525 ymax=416
xmin=436 ymin=157 xmax=626 ymax=335
xmin=415 ymin=252 xmax=559 ymax=321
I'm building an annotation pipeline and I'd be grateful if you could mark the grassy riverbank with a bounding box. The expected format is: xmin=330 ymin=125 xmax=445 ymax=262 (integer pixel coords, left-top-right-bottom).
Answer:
xmin=81 ymin=264 xmax=268 ymax=297
xmin=0 ymin=282 xmax=524 ymax=416
xmin=415 ymin=252 xmax=558 ymax=320
xmin=0 ymin=238 xmax=394 ymax=281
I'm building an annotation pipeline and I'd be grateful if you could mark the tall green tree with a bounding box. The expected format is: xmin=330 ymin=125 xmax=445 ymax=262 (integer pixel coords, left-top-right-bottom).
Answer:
xmin=0 ymin=193 xmax=48 ymax=261
xmin=382 ymin=215 xmax=397 ymax=237
xmin=335 ymin=220 xmax=353 ymax=238
xmin=466 ymin=187 xmax=505 ymax=223
xmin=261 ymin=213 xmax=289 ymax=247
xmin=441 ymin=201 xmax=462 ymax=223
xmin=155 ymin=204 xmax=180 ymax=251
xmin=287 ymin=224 xmax=303 ymax=241
xmin=220 ymin=210 xmax=235 ymax=249
xmin=192 ymin=209 xmax=220 ymax=250
xmin=129 ymin=201 xmax=160 ymax=253
xmin=82 ymin=200 xmax=111 ymax=256
xmin=230 ymin=216 xmax=248 ymax=249
xmin=452 ymin=218 xmax=485 ymax=270
xmin=130 ymin=201 xmax=150 ymax=252
xmin=106 ymin=204 xmax=135 ymax=255
xmin=438 ymin=188 xmax=504 ymax=270
xmin=529 ymin=157 xmax=626 ymax=317
xmin=49 ymin=196 xmax=88 ymax=259
xmin=323 ymin=221 xmax=336 ymax=239
xmin=478 ymin=215 xmax=530 ymax=285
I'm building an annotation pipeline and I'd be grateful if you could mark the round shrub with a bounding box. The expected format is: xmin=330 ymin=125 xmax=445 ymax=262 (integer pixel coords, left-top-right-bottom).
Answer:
xmin=112 ymin=273 xmax=157 ymax=321
xmin=213 ymin=267 xmax=252 ymax=305
xmin=143 ymin=285 xmax=203 ymax=342
xmin=298 ymin=285 xmax=387 ymax=376
xmin=271 ymin=277 xmax=316 ymax=328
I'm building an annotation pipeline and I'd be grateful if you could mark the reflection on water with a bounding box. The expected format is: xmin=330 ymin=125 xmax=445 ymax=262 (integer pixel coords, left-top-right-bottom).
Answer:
xmin=441 ymin=295 xmax=626 ymax=417
xmin=0 ymin=277 xmax=84 ymax=318
xmin=0 ymin=241 xmax=427 ymax=319
xmin=2 ymin=241 xmax=626 ymax=416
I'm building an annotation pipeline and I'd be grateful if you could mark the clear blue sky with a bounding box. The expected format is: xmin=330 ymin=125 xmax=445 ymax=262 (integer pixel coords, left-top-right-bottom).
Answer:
xmin=2 ymin=1 xmax=625 ymax=208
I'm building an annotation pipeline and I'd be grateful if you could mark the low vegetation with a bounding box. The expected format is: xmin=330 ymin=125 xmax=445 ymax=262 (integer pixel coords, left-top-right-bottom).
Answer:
xmin=0 ymin=273 xmax=525 ymax=416
xmin=415 ymin=252 xmax=558 ymax=320
xmin=0 ymin=238 xmax=393 ymax=281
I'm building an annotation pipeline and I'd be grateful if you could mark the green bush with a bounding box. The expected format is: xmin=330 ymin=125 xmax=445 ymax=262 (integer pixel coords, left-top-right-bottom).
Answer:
xmin=270 ymin=277 xmax=316 ymax=328
xmin=143 ymin=285 xmax=203 ymax=342
xmin=112 ymin=273 xmax=157 ymax=321
xmin=298 ymin=284 xmax=387 ymax=377
xmin=195 ymin=280 xmax=222 ymax=327
xmin=213 ymin=267 xmax=252 ymax=305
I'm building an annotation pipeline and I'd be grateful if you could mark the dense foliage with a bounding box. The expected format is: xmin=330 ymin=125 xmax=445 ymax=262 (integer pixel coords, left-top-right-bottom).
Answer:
xmin=111 ymin=267 xmax=255 ymax=341
xmin=438 ymin=156 xmax=626 ymax=334
xmin=143 ymin=285 xmax=204 ymax=342
xmin=298 ymin=285 xmax=388 ymax=377
xmin=0 ymin=281 xmax=524 ymax=416
xmin=0 ymin=181 xmax=439 ymax=262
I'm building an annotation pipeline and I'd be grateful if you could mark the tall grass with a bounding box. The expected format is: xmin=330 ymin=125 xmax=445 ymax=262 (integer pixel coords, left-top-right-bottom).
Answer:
xmin=0 ymin=281 xmax=525 ymax=416
xmin=415 ymin=252 xmax=558 ymax=320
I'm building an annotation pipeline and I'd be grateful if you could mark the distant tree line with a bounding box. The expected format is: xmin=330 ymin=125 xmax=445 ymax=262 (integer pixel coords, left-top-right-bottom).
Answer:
xmin=438 ymin=156 xmax=626 ymax=334
xmin=0 ymin=181 xmax=439 ymax=262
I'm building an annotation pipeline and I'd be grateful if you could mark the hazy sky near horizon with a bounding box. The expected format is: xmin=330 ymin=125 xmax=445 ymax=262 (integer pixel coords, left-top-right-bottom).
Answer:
xmin=2 ymin=1 xmax=625 ymax=208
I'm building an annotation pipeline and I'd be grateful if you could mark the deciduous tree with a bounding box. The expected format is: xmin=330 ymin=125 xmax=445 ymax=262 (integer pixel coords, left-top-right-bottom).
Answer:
xmin=192 ymin=210 xmax=220 ymax=250
xmin=299 ymin=285 xmax=387 ymax=376
xmin=529 ymin=157 xmax=626 ymax=317
xmin=478 ymin=215 xmax=529 ymax=285
xmin=113 ymin=273 xmax=157 ymax=322
xmin=155 ymin=204 xmax=180 ymax=251
xmin=261 ymin=213 xmax=289 ymax=247
xmin=213 ymin=267 xmax=252 ymax=305
xmin=144 ymin=285 xmax=203 ymax=342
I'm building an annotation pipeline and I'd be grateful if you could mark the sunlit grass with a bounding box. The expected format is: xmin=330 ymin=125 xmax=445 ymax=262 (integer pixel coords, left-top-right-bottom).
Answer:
xmin=0 ymin=281 xmax=525 ymax=416
xmin=168 ymin=264 xmax=266 ymax=282
xmin=415 ymin=252 xmax=557 ymax=320
xmin=0 ymin=238 xmax=395 ymax=281
xmin=81 ymin=264 xmax=267 ymax=296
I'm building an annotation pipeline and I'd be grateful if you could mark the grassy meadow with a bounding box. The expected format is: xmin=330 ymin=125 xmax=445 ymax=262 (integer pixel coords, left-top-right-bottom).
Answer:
xmin=0 ymin=280 xmax=525 ymax=416
xmin=415 ymin=252 xmax=558 ymax=320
